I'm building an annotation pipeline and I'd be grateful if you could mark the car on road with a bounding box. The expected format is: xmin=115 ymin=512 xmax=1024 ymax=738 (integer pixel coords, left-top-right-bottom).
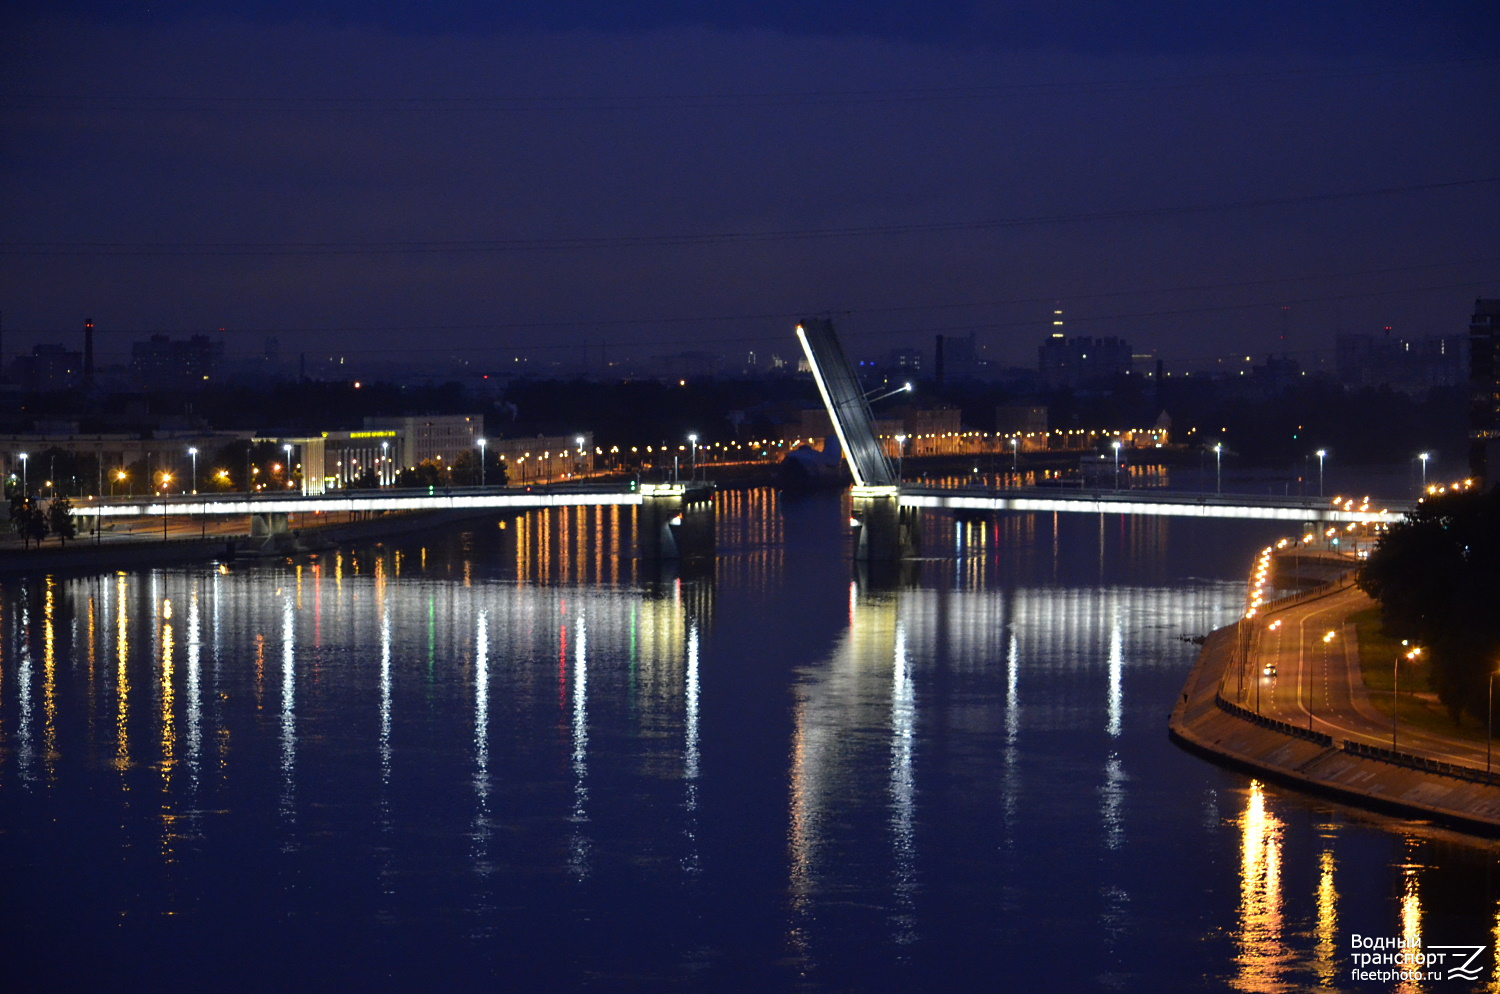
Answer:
xmin=1262 ymin=663 xmax=1277 ymax=677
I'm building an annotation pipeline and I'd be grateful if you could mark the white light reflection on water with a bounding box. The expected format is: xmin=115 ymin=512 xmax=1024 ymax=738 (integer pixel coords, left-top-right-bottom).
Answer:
xmin=890 ymin=619 xmax=916 ymax=947
xmin=1003 ymin=629 xmax=1020 ymax=849
xmin=472 ymin=608 xmax=492 ymax=877
xmin=568 ymin=606 xmax=590 ymax=880
xmin=378 ymin=601 xmax=392 ymax=828
xmin=279 ymin=592 xmax=295 ymax=832
xmin=187 ymin=590 xmax=202 ymax=788
xmin=16 ymin=594 xmax=32 ymax=783
xmin=682 ymin=622 xmax=701 ymax=875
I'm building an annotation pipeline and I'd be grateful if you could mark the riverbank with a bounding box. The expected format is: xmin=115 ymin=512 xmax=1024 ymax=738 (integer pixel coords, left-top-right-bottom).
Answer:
xmin=1169 ymin=555 xmax=1500 ymax=836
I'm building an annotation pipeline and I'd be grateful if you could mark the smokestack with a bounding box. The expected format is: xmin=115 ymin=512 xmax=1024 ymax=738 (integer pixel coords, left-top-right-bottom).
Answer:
xmin=84 ymin=318 xmax=95 ymax=386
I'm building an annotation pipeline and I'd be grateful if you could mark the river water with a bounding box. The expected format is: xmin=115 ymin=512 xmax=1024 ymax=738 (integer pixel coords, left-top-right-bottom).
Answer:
xmin=2 ymin=489 xmax=1497 ymax=992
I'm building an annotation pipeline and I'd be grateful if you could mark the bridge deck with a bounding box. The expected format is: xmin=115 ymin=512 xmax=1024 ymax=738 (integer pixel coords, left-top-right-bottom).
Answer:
xmin=900 ymin=486 xmax=1408 ymax=523
xmin=77 ymin=483 xmax=648 ymax=518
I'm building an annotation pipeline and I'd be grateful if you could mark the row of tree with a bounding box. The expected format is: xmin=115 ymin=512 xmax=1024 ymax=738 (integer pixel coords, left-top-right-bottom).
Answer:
xmin=7 ymin=492 xmax=78 ymax=548
xmin=1357 ymin=486 xmax=1500 ymax=724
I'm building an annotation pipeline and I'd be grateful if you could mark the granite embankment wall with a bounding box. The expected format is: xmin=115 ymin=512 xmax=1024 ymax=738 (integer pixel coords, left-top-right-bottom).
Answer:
xmin=1169 ymin=582 xmax=1500 ymax=836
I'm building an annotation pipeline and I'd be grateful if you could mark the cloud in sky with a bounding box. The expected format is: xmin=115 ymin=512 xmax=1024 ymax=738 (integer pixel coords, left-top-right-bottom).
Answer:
xmin=3 ymin=4 xmax=1498 ymax=370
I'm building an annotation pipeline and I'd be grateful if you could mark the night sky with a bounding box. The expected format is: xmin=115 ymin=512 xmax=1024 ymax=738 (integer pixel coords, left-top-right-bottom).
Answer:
xmin=4 ymin=1 xmax=1498 ymax=372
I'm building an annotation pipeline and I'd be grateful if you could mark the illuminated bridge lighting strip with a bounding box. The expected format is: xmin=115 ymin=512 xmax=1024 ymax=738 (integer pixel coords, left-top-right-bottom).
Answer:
xmin=80 ymin=491 xmax=645 ymax=518
xmin=901 ymin=492 xmax=1405 ymax=524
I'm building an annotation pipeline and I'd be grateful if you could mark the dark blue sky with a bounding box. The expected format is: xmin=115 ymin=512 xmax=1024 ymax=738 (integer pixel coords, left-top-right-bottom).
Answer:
xmin=4 ymin=1 xmax=1498 ymax=373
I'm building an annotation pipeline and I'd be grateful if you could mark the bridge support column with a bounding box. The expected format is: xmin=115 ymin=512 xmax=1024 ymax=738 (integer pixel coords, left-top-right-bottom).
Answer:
xmin=851 ymin=486 xmax=920 ymax=561
xmin=636 ymin=482 xmax=715 ymax=561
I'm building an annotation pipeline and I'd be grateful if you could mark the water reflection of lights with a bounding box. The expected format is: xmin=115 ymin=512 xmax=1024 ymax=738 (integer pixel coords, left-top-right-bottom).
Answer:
xmin=378 ymin=603 xmax=392 ymax=830
xmin=1396 ymin=859 xmax=1422 ymax=994
xmin=1003 ymin=630 xmax=1019 ymax=846
xmin=43 ymin=578 xmax=56 ymax=777
xmin=568 ymin=607 xmax=590 ymax=880
xmin=1234 ymin=781 xmax=1289 ymax=992
xmin=472 ymin=609 xmax=492 ymax=869
xmin=1313 ymin=848 xmax=1337 ymax=985
xmin=17 ymin=593 xmax=33 ymax=781
xmin=890 ymin=620 xmax=917 ymax=945
xmin=683 ymin=623 xmax=701 ymax=874
xmin=160 ymin=598 xmax=177 ymax=858
xmin=115 ymin=574 xmax=129 ymax=775
xmin=1106 ymin=611 xmax=1123 ymax=739
xmin=279 ymin=593 xmax=296 ymax=828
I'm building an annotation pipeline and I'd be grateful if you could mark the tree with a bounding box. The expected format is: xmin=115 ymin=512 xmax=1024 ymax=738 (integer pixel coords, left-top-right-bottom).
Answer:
xmin=9 ymin=494 xmax=47 ymax=549
xmin=1357 ymin=486 xmax=1500 ymax=724
xmin=396 ymin=460 xmax=445 ymax=489
xmin=47 ymin=497 xmax=78 ymax=546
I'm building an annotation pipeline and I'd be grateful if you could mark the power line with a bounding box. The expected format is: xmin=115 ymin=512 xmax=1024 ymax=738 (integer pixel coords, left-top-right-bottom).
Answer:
xmin=4 ymin=56 xmax=1494 ymax=112
xmin=21 ymin=253 xmax=1496 ymax=338
xmin=4 ymin=178 xmax=1494 ymax=258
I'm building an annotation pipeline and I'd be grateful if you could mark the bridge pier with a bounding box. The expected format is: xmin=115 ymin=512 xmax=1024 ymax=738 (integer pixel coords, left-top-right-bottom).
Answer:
xmin=636 ymin=482 xmax=716 ymax=562
xmin=851 ymin=486 xmax=921 ymax=561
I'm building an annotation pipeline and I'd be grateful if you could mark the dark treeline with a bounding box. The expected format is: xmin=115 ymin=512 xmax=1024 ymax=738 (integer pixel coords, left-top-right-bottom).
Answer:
xmin=1358 ymin=486 xmax=1500 ymax=725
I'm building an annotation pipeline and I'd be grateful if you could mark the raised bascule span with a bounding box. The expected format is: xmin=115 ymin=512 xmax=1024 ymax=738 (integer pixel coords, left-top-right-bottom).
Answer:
xmin=790 ymin=317 xmax=1408 ymax=558
xmin=794 ymin=318 xmax=897 ymax=488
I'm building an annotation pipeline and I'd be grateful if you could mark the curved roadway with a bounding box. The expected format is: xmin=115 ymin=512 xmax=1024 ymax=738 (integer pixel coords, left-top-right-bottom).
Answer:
xmin=1229 ymin=583 xmax=1494 ymax=770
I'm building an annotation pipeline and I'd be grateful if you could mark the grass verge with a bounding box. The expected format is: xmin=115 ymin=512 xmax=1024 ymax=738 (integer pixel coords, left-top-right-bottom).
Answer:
xmin=1352 ymin=605 xmax=1485 ymax=744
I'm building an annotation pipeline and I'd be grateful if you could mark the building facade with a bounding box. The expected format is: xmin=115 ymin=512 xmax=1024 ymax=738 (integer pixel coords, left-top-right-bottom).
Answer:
xmin=1470 ymin=299 xmax=1500 ymax=485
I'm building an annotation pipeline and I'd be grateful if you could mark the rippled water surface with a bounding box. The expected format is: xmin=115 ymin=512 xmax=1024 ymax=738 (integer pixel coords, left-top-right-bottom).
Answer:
xmin=2 ymin=490 xmax=1497 ymax=991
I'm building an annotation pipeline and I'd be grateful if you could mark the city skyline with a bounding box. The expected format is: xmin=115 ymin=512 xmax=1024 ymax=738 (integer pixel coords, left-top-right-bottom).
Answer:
xmin=4 ymin=2 xmax=1498 ymax=371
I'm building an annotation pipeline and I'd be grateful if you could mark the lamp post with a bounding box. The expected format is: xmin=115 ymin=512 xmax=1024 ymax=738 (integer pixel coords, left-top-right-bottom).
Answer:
xmin=477 ymin=437 xmax=486 ymax=487
xmin=1418 ymin=451 xmax=1430 ymax=493
xmin=1011 ymin=436 xmax=1019 ymax=476
xmin=1213 ymin=443 xmax=1222 ymax=494
xmin=283 ymin=444 xmax=293 ymax=491
xmin=688 ymin=433 xmax=698 ymax=479
xmin=381 ymin=440 xmax=389 ymax=487
xmin=895 ymin=434 xmax=907 ymax=480
xmin=1316 ymin=449 xmax=1326 ymax=498
xmin=1394 ymin=643 xmax=1420 ymax=751
xmin=19 ymin=452 xmax=27 ymax=495
xmin=1489 ymin=669 xmax=1499 ymax=778
xmin=188 ymin=447 xmax=198 ymax=495
xmin=1112 ymin=440 xmax=1122 ymax=490
xmin=113 ymin=470 xmax=126 ymax=497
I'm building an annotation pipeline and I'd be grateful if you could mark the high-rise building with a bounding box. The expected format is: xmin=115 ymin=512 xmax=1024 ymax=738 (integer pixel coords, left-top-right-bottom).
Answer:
xmin=1038 ymin=334 xmax=1133 ymax=389
xmin=1469 ymin=299 xmax=1500 ymax=484
xmin=1336 ymin=329 xmax=1464 ymax=393
xmin=131 ymin=334 xmax=225 ymax=390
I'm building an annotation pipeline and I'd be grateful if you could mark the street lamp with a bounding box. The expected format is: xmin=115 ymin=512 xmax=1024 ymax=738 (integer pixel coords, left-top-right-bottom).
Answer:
xmin=895 ymin=434 xmax=907 ymax=480
xmin=1213 ymin=443 xmax=1222 ymax=494
xmin=1419 ymin=452 xmax=1430 ymax=493
xmin=113 ymin=469 xmax=126 ymax=497
xmin=1112 ymin=440 xmax=1122 ymax=490
xmin=188 ymin=447 xmax=198 ymax=495
xmin=688 ymin=433 xmax=698 ymax=479
xmin=477 ymin=437 xmax=487 ymax=487
xmin=1394 ymin=642 xmax=1420 ymax=751
xmin=283 ymin=444 xmax=293 ymax=492
xmin=1316 ymin=449 xmax=1326 ymax=498
xmin=381 ymin=440 xmax=389 ymax=486
xmin=1489 ymin=668 xmax=1500 ymax=778
xmin=575 ymin=435 xmax=586 ymax=478
xmin=1010 ymin=436 xmax=1019 ymax=476
xmin=18 ymin=452 xmax=27 ymax=494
